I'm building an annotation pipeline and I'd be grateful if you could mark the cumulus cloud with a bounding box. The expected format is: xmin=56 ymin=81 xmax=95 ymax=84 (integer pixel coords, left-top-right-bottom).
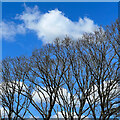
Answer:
xmin=32 ymin=87 xmax=80 ymax=106
xmin=0 ymin=106 xmax=9 ymax=118
xmin=56 ymin=87 xmax=80 ymax=106
xmin=0 ymin=80 xmax=27 ymax=95
xmin=29 ymin=115 xmax=39 ymax=119
xmin=32 ymin=79 xmax=120 ymax=106
xmin=0 ymin=22 xmax=26 ymax=41
xmin=32 ymin=87 xmax=49 ymax=103
xmin=15 ymin=4 xmax=98 ymax=44
xmin=1 ymin=4 xmax=99 ymax=43
xmin=88 ymin=80 xmax=120 ymax=103
xmin=51 ymin=111 xmax=88 ymax=119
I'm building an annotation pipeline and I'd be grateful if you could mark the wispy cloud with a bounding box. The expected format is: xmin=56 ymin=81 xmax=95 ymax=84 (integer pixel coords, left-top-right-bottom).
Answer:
xmin=0 ymin=22 xmax=26 ymax=41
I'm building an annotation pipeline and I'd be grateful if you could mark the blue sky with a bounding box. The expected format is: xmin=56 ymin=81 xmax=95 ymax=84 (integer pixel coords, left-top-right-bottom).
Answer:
xmin=1 ymin=2 xmax=119 ymax=118
xmin=2 ymin=2 xmax=118 ymax=59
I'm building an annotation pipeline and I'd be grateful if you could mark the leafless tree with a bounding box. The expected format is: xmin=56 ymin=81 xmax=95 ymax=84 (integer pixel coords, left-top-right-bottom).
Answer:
xmin=24 ymin=42 xmax=70 ymax=120
xmin=0 ymin=56 xmax=31 ymax=119
xmin=75 ymin=21 xmax=120 ymax=119
xmin=53 ymin=37 xmax=90 ymax=120
xmin=0 ymin=20 xmax=119 ymax=120
xmin=53 ymin=20 xmax=120 ymax=119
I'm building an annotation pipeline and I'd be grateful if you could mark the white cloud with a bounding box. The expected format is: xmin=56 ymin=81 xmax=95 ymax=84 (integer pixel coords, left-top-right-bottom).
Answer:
xmin=56 ymin=87 xmax=80 ymax=106
xmin=32 ymin=87 xmax=49 ymax=103
xmin=32 ymin=87 xmax=80 ymax=107
xmin=51 ymin=111 xmax=88 ymax=119
xmin=0 ymin=106 xmax=9 ymax=118
xmin=29 ymin=115 xmax=39 ymax=119
xmin=0 ymin=81 xmax=27 ymax=95
xmin=1 ymin=5 xmax=99 ymax=43
xmin=0 ymin=21 xmax=26 ymax=41
xmin=15 ymin=5 xmax=98 ymax=44
xmin=88 ymin=80 xmax=120 ymax=103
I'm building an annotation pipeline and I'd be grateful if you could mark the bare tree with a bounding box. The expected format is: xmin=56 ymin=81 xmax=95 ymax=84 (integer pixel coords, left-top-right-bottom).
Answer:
xmin=24 ymin=43 xmax=69 ymax=119
xmin=75 ymin=23 xmax=120 ymax=119
xmin=53 ymin=21 xmax=120 ymax=119
xmin=1 ymin=56 xmax=31 ymax=119
xmin=53 ymin=37 xmax=90 ymax=120
xmin=0 ymin=20 xmax=119 ymax=120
